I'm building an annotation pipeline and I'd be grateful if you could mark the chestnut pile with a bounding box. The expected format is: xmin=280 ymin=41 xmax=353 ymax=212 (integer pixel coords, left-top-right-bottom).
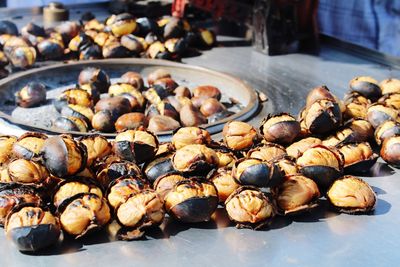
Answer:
xmin=15 ymin=67 xmax=233 ymax=133
xmin=0 ymin=15 xmax=215 ymax=77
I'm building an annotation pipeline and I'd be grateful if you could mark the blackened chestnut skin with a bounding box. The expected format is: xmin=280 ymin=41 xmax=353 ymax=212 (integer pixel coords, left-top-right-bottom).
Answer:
xmin=143 ymin=154 xmax=175 ymax=184
xmin=95 ymin=97 xmax=132 ymax=120
xmin=92 ymin=110 xmax=116 ymax=133
xmin=15 ymin=82 xmax=47 ymax=108
xmin=78 ymin=68 xmax=110 ymax=94
xmin=260 ymin=113 xmax=300 ymax=144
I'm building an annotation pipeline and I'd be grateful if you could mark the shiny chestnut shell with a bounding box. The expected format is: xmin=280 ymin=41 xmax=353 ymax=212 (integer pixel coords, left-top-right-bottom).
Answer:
xmin=115 ymin=112 xmax=145 ymax=132
xmin=53 ymin=116 xmax=89 ymax=133
xmin=367 ymin=103 xmax=399 ymax=128
xmin=302 ymin=99 xmax=342 ymax=135
xmin=95 ymin=96 xmax=132 ymax=120
xmin=78 ymin=67 xmax=110 ymax=94
xmin=12 ymin=132 xmax=47 ymax=160
xmin=143 ymin=153 xmax=175 ymax=184
xmin=349 ymin=76 xmax=381 ymax=101
xmin=380 ymin=135 xmax=400 ymax=167
xmin=92 ymin=110 xmax=116 ymax=133
xmin=147 ymin=115 xmax=181 ymax=132
xmin=179 ymin=103 xmax=207 ymax=127
xmin=260 ymin=113 xmax=300 ymax=144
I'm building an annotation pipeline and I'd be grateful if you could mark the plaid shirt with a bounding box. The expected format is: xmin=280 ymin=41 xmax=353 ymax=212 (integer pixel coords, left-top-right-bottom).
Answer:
xmin=318 ymin=0 xmax=400 ymax=56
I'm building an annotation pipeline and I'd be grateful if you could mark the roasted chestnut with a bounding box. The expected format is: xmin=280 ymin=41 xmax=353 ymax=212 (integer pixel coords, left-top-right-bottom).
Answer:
xmin=121 ymin=71 xmax=144 ymax=90
xmin=78 ymin=67 xmax=110 ymax=94
xmin=120 ymin=34 xmax=144 ymax=55
xmin=12 ymin=132 xmax=47 ymax=160
xmin=115 ymin=189 xmax=164 ymax=240
xmin=209 ymin=167 xmax=239 ymax=203
xmin=192 ymin=85 xmax=221 ymax=107
xmin=377 ymin=93 xmax=400 ymax=109
xmin=380 ymin=78 xmax=400 ymax=95
xmin=153 ymin=77 xmax=179 ymax=93
xmin=260 ymin=113 xmax=300 ymax=144
xmin=143 ymin=86 xmax=171 ymax=106
xmin=92 ymin=110 xmax=116 ymax=133
xmin=232 ymin=158 xmax=281 ymax=187
xmin=164 ymin=178 xmax=218 ymax=223
xmin=375 ymin=120 xmax=400 ymax=145
xmin=84 ymin=19 xmax=105 ymax=32
xmin=346 ymin=118 xmax=374 ymax=141
xmin=273 ymin=156 xmax=299 ymax=176
xmin=197 ymin=28 xmax=216 ymax=47
xmin=79 ymin=43 xmax=103 ymax=60
xmin=0 ymin=135 xmax=17 ymax=165
xmin=172 ymin=127 xmax=211 ymax=150
xmin=95 ymin=96 xmax=132 ymax=119
xmin=367 ymin=103 xmax=399 ymax=128
xmin=147 ymin=68 xmax=171 ymax=86
xmin=97 ymin=160 xmax=142 ymax=188
xmin=146 ymin=101 xmax=179 ymax=122
xmin=55 ymin=21 xmax=80 ymax=43
xmin=199 ymin=98 xmax=226 ymax=118
xmin=327 ymin=175 xmax=376 ymax=213
xmin=6 ymin=45 xmax=36 ymax=69
xmin=163 ymin=17 xmax=184 ymax=39
xmin=306 ymin=85 xmax=337 ymax=107
xmin=153 ymin=173 xmax=186 ymax=201
xmin=143 ymin=153 xmax=175 ymax=184
xmin=222 ymin=121 xmax=258 ymax=151
xmin=136 ymin=17 xmax=159 ymax=36
xmin=0 ymin=51 xmax=9 ymax=68
xmin=53 ymin=179 xmax=103 ymax=208
xmin=272 ymin=174 xmax=320 ymax=215
xmin=174 ymin=86 xmax=191 ymax=98
xmin=54 ymin=88 xmax=94 ymax=112
xmin=172 ymin=144 xmax=218 ymax=175
xmin=106 ymin=13 xmax=137 ymax=37
xmin=79 ymin=83 xmax=101 ymax=103
xmin=380 ymin=135 xmax=400 ymax=167
xmin=247 ymin=142 xmax=287 ymax=162
xmin=146 ymin=41 xmax=171 ymax=59
xmin=296 ymin=145 xmax=344 ymax=192
xmin=107 ymin=176 xmax=149 ymax=209
xmin=7 ymin=159 xmax=48 ymax=184
xmin=147 ymin=115 xmax=181 ymax=132
xmin=15 ymin=82 xmax=46 ymax=108
xmin=102 ymin=41 xmax=131 ymax=58
xmin=344 ymin=92 xmax=370 ymax=119
xmin=349 ymin=76 xmax=381 ymax=100
xmin=286 ymin=137 xmax=322 ymax=159
xmin=225 ymin=186 xmax=275 ymax=229
xmin=37 ymin=38 xmax=64 ymax=60
xmin=68 ymin=32 xmax=92 ymax=52
xmin=5 ymin=205 xmax=60 ymax=252
xmin=58 ymin=193 xmax=111 ymax=238
xmin=113 ymin=112 xmax=144 ymax=132
xmin=322 ymin=126 xmax=361 ymax=147
xmin=118 ymin=90 xmax=145 ymax=111
xmin=108 ymin=83 xmax=135 ymax=96
xmin=164 ymin=38 xmax=188 ymax=56
xmin=93 ymin=31 xmax=116 ymax=47
xmin=114 ymin=129 xmax=159 ymax=163
xmin=79 ymin=135 xmax=112 ymax=166
xmin=41 ymin=135 xmax=87 ymax=178
xmin=0 ymin=20 xmax=18 ymax=35
xmin=53 ymin=116 xmax=89 ymax=132
xmin=337 ymin=142 xmax=378 ymax=174
xmin=61 ymin=104 xmax=94 ymax=124
xmin=214 ymin=147 xmax=237 ymax=168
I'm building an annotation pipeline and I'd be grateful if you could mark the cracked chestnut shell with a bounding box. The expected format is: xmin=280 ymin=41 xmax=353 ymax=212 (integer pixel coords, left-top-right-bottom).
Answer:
xmin=6 ymin=45 xmax=36 ymax=69
xmin=12 ymin=132 xmax=47 ymax=160
xmin=297 ymin=145 xmax=344 ymax=192
xmin=338 ymin=142 xmax=378 ymax=174
xmin=302 ymin=99 xmax=342 ymax=135
xmin=273 ymin=156 xmax=299 ymax=176
xmin=367 ymin=103 xmax=399 ymax=128
xmin=375 ymin=120 xmax=400 ymax=145
xmin=380 ymin=135 xmax=400 ymax=167
xmin=53 ymin=179 xmax=103 ymax=208
xmin=41 ymin=135 xmax=87 ymax=178
xmin=106 ymin=176 xmax=149 ymax=210
xmin=78 ymin=67 xmax=110 ymax=94
xmin=54 ymin=88 xmax=94 ymax=112
xmin=53 ymin=116 xmax=89 ymax=133
xmin=349 ymin=76 xmax=381 ymax=101
xmin=380 ymin=78 xmax=400 ymax=95
xmin=213 ymin=145 xmax=237 ymax=168
xmin=61 ymin=104 xmax=94 ymax=124
xmin=225 ymin=186 xmax=275 ymax=229
xmin=121 ymin=71 xmax=144 ymax=91
xmin=344 ymin=92 xmax=370 ymax=119
xmin=79 ymin=134 xmax=112 ymax=167
xmin=223 ymin=121 xmax=258 ymax=151
xmin=232 ymin=158 xmax=282 ymax=187
xmin=113 ymin=129 xmax=159 ymax=163
xmin=15 ymin=82 xmax=46 ymax=108
xmin=172 ymin=144 xmax=219 ymax=175
xmin=164 ymin=178 xmax=218 ymax=223
xmin=378 ymin=93 xmax=400 ymax=110
xmin=106 ymin=13 xmax=137 ymax=37
xmin=5 ymin=204 xmax=60 ymax=252
xmin=0 ymin=135 xmax=17 ymax=165
xmin=153 ymin=173 xmax=186 ymax=201
xmin=95 ymin=96 xmax=132 ymax=120
xmin=327 ymin=175 xmax=376 ymax=213
xmin=96 ymin=160 xmax=142 ymax=188
xmin=120 ymin=34 xmax=144 ymax=55
xmin=247 ymin=142 xmax=287 ymax=162
xmin=115 ymin=189 xmax=164 ymax=240
xmin=143 ymin=153 xmax=175 ymax=184
xmin=272 ymin=174 xmax=320 ymax=215
xmin=172 ymin=127 xmax=211 ymax=150
xmin=58 ymin=193 xmax=111 ymax=238
xmin=286 ymin=137 xmax=322 ymax=159
xmin=306 ymin=85 xmax=337 ymax=107
xmin=7 ymin=159 xmax=48 ymax=184
xmin=208 ymin=167 xmax=239 ymax=203
xmin=260 ymin=113 xmax=300 ymax=144
xmin=147 ymin=69 xmax=171 ymax=86
xmin=37 ymin=38 xmax=64 ymax=60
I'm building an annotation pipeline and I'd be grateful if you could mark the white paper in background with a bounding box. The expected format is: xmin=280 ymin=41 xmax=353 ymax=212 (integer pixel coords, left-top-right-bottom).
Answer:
xmin=7 ymin=0 xmax=108 ymax=8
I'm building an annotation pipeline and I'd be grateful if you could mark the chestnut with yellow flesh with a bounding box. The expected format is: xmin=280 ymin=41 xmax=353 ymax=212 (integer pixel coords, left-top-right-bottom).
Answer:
xmin=380 ymin=136 xmax=400 ymax=167
xmin=374 ymin=120 xmax=400 ymax=145
xmin=303 ymin=99 xmax=342 ymax=135
xmin=222 ymin=121 xmax=258 ymax=151
xmin=367 ymin=104 xmax=399 ymax=128
xmin=380 ymin=78 xmax=400 ymax=95
xmin=327 ymin=176 xmax=376 ymax=213
xmin=164 ymin=179 xmax=218 ymax=223
xmin=172 ymin=127 xmax=211 ymax=149
xmin=5 ymin=206 xmax=60 ymax=252
xmin=274 ymin=157 xmax=299 ymax=176
xmin=59 ymin=193 xmax=111 ymax=238
xmin=273 ymin=175 xmax=320 ymax=215
xmin=338 ymin=142 xmax=378 ymax=173
xmin=8 ymin=159 xmax=48 ymax=184
xmin=107 ymin=176 xmax=149 ymax=209
xmin=345 ymin=102 xmax=368 ymax=119
xmin=56 ymin=89 xmax=93 ymax=110
xmin=53 ymin=181 xmax=103 ymax=208
xmin=260 ymin=113 xmax=300 ymax=144
xmin=153 ymin=173 xmax=186 ymax=201
xmin=172 ymin=144 xmax=218 ymax=174
xmin=247 ymin=143 xmax=287 ymax=162
xmin=322 ymin=128 xmax=355 ymax=147
xmin=106 ymin=13 xmax=137 ymax=37
xmin=0 ymin=135 xmax=17 ymax=164
xmin=79 ymin=135 xmax=111 ymax=166
xmin=78 ymin=67 xmax=110 ymax=94
xmin=12 ymin=132 xmax=47 ymax=160
xmin=225 ymin=187 xmax=275 ymax=229
xmin=209 ymin=168 xmax=239 ymax=203
xmin=347 ymin=119 xmax=374 ymax=141
xmin=97 ymin=161 xmax=142 ymax=187
xmin=378 ymin=93 xmax=400 ymax=110
xmin=7 ymin=46 xmax=36 ymax=69
xmin=108 ymin=83 xmax=135 ymax=96
xmin=286 ymin=137 xmax=321 ymax=159
xmin=215 ymin=150 xmax=236 ymax=168
xmin=15 ymin=82 xmax=46 ymax=108
xmin=116 ymin=190 xmax=164 ymax=240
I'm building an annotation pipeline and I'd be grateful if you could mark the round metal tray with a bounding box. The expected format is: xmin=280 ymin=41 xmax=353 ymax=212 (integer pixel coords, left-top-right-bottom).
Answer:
xmin=0 ymin=58 xmax=259 ymax=140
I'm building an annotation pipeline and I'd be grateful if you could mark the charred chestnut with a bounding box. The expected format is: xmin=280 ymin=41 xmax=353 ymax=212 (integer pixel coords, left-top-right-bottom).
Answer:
xmin=0 ymin=135 xmax=17 ymax=164
xmin=121 ymin=71 xmax=144 ymax=91
xmin=61 ymin=104 xmax=94 ymax=124
xmin=94 ymin=96 xmax=132 ymax=119
xmin=0 ymin=20 xmax=18 ymax=35
xmin=15 ymin=82 xmax=46 ymax=108
xmin=367 ymin=103 xmax=399 ymax=128
xmin=79 ymin=43 xmax=102 ymax=60
xmin=380 ymin=78 xmax=400 ymax=95
xmin=163 ymin=17 xmax=184 ymax=39
xmin=7 ymin=159 xmax=48 ymax=184
xmin=12 ymin=132 xmax=47 ymax=160
xmin=68 ymin=32 xmax=92 ymax=52
xmin=302 ymin=99 xmax=342 ymax=135
xmin=120 ymin=34 xmax=144 ymax=55
xmin=6 ymin=45 xmax=36 ymax=69
xmin=92 ymin=110 xmax=116 ymax=133
xmin=102 ymin=41 xmax=131 ymax=58
xmin=338 ymin=142 xmax=378 ymax=173
xmin=41 ymin=135 xmax=87 ymax=178
xmin=172 ymin=144 xmax=218 ymax=175
xmin=115 ymin=189 xmax=164 ymax=240
xmin=107 ymin=176 xmax=149 ymax=210
xmin=97 ymin=160 xmax=142 ymax=188
xmin=380 ymin=135 xmax=400 ymax=167
xmin=55 ymin=21 xmax=80 ymax=43
xmin=247 ymin=142 xmax=287 ymax=162
xmin=37 ymin=38 xmax=64 ymax=60
xmin=222 ymin=121 xmax=258 ymax=151
xmin=164 ymin=38 xmax=188 ymax=56
xmin=53 ymin=116 xmax=89 ymax=132
xmin=349 ymin=76 xmax=381 ymax=100
xmin=136 ymin=17 xmax=159 ymax=36
xmin=153 ymin=173 xmax=186 ymax=201
xmin=147 ymin=115 xmax=181 ymax=132
xmin=225 ymin=186 xmax=275 ymax=229
xmin=172 ymin=127 xmax=211 ymax=149
xmin=232 ymin=158 xmax=279 ymax=187
xmin=58 ymin=193 xmax=111 ymax=238
xmin=286 ymin=137 xmax=322 ymax=159
xmin=297 ymin=145 xmax=344 ymax=192
xmin=78 ymin=67 xmax=110 ymax=94
xmin=5 ymin=205 xmax=60 ymax=252
xmin=260 ymin=113 xmax=300 ymax=144
xmin=114 ymin=129 xmax=158 ymax=163
xmin=327 ymin=175 xmax=376 ymax=213
xmin=272 ymin=175 xmax=320 ymax=215
xmin=106 ymin=13 xmax=137 ymax=37
xmin=53 ymin=180 xmax=103 ymax=208
xmin=143 ymin=153 xmax=175 ymax=184
xmin=209 ymin=167 xmax=239 ymax=203
xmin=79 ymin=135 xmax=111 ymax=166
xmin=54 ymin=88 xmax=94 ymax=112
xmin=164 ymin=178 xmax=218 ymax=223
xmin=147 ymin=68 xmax=171 ymax=86
xmin=375 ymin=120 xmax=400 ymax=145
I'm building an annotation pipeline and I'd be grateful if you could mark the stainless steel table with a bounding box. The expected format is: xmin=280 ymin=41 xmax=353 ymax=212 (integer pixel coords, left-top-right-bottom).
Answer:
xmin=1 ymin=5 xmax=400 ymax=267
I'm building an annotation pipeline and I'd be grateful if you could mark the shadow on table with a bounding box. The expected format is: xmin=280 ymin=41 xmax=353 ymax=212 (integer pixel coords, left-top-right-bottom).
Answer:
xmin=363 ymin=162 xmax=396 ymax=178
xmin=291 ymin=199 xmax=339 ymax=223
